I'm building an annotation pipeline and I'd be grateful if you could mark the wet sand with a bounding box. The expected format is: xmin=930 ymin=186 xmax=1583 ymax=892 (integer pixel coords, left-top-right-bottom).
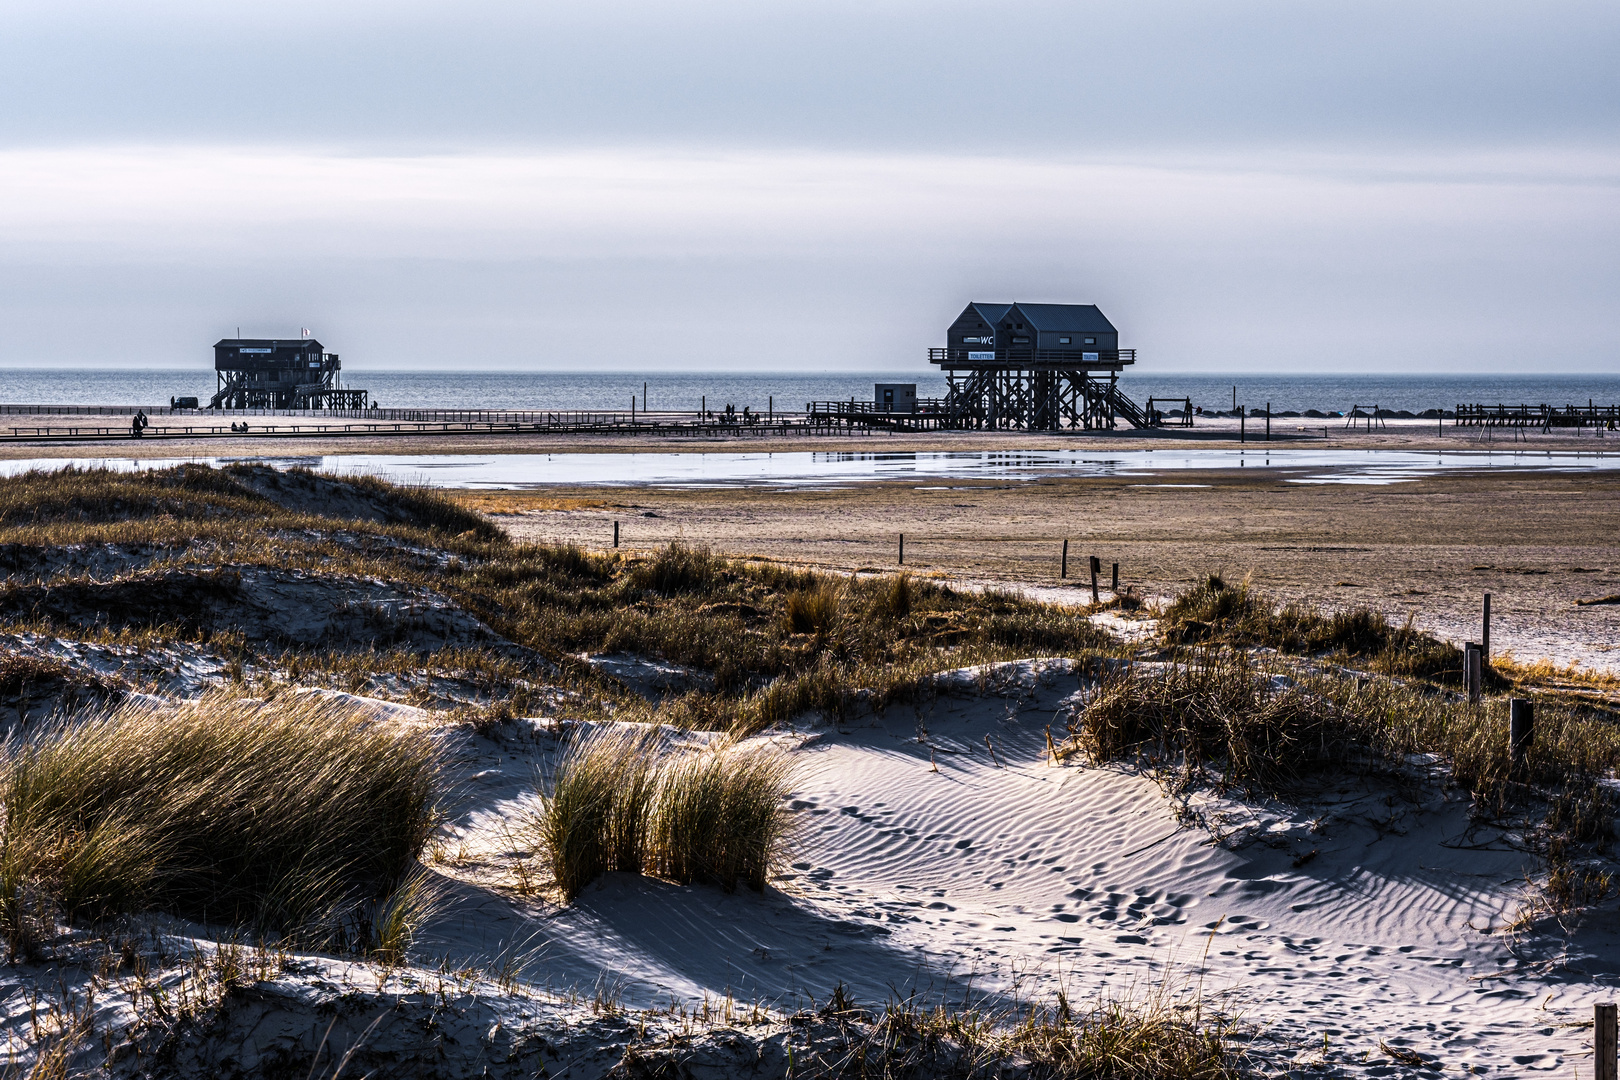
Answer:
xmin=3 ymin=420 xmax=1613 ymax=668
xmin=0 ymin=414 xmax=1613 ymax=459
xmin=488 ymin=466 xmax=1620 ymax=672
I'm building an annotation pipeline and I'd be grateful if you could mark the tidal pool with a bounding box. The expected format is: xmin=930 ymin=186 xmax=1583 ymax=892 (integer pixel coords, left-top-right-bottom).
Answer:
xmin=2 ymin=447 xmax=1617 ymax=487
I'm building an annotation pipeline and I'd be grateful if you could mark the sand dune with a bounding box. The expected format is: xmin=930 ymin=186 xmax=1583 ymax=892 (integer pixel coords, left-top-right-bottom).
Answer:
xmin=408 ymin=662 xmax=1609 ymax=1074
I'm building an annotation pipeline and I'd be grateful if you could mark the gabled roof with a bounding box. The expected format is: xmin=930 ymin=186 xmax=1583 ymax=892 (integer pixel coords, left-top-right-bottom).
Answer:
xmin=955 ymin=302 xmax=1013 ymax=327
xmin=214 ymin=338 xmax=324 ymax=350
xmin=1008 ymin=303 xmax=1116 ymax=334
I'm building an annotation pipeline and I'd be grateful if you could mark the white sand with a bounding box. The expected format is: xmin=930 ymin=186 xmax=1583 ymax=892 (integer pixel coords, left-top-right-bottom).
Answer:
xmin=1 ymin=673 xmax=1605 ymax=1074
xmin=407 ymin=661 xmax=1614 ymax=1074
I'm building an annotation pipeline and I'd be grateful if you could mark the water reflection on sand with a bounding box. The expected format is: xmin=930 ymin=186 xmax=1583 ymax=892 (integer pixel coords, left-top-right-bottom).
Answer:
xmin=1 ymin=448 xmax=1616 ymax=488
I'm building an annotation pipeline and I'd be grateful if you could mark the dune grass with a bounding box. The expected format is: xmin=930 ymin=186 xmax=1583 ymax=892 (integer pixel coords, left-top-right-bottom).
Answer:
xmin=0 ymin=462 xmax=495 ymax=539
xmin=0 ymin=467 xmax=1123 ymax=727
xmin=537 ymin=725 xmax=793 ymax=901
xmin=442 ymin=539 xmax=1122 ymax=734
xmin=1081 ymin=651 xmax=1358 ymax=795
xmin=1159 ymin=574 xmax=1466 ymax=683
xmin=756 ymin=982 xmax=1247 ymax=1080
xmin=1079 ymin=647 xmax=1620 ymax=822
xmin=0 ymin=691 xmax=439 ymax=956
xmin=782 ymin=579 xmax=842 ymax=637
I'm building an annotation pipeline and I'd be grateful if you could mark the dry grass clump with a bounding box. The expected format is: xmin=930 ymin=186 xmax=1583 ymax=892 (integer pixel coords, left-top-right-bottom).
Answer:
xmin=1079 ymin=651 xmax=1620 ymax=923
xmin=0 ymin=464 xmax=268 ymax=527
xmin=1491 ymin=653 xmax=1620 ymax=693
xmin=755 ymin=983 xmax=1247 ymax=1080
xmin=1161 ymin=574 xmax=1466 ymax=683
xmin=297 ymin=467 xmax=500 ymax=539
xmin=1000 ymin=992 xmax=1242 ymax=1080
xmin=629 ymin=541 xmax=722 ymax=595
xmin=1 ymin=468 xmax=1123 ymax=745
xmin=536 ymin=726 xmax=659 ymax=899
xmin=783 ymin=580 xmax=841 ymax=637
xmin=0 ymin=691 xmax=438 ymax=955
xmin=537 ymin=725 xmax=793 ymax=901
xmin=0 ymin=462 xmax=497 ymax=540
xmin=1080 ymin=649 xmax=1620 ymax=820
xmin=459 ymin=543 xmax=1117 ymax=722
xmin=1081 ymin=653 xmax=1362 ymax=794
xmin=647 ymin=743 xmax=792 ymax=891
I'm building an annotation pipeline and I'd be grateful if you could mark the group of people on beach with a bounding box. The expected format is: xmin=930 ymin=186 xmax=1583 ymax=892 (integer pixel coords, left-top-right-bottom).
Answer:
xmin=129 ymin=410 xmax=253 ymax=436
xmin=706 ymin=403 xmax=760 ymax=425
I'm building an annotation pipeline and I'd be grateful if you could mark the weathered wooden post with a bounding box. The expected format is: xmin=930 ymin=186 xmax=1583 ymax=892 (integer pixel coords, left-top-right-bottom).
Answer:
xmin=1061 ymin=539 xmax=1068 ymax=579
xmin=1239 ymin=408 xmax=1245 ymax=443
xmin=1265 ymin=402 xmax=1271 ymax=441
xmin=1089 ymin=556 xmax=1101 ymax=604
xmin=1112 ymin=562 xmax=1119 ymax=591
xmin=1509 ymin=698 xmax=1534 ymax=765
xmin=1482 ymin=592 xmax=1491 ymax=662
xmin=898 ymin=533 xmax=904 ymax=566
xmin=1464 ymin=643 xmax=1482 ymax=704
xmin=613 ymin=521 xmax=619 ymax=548
xmin=1598 ymin=1001 xmax=1617 ymax=1080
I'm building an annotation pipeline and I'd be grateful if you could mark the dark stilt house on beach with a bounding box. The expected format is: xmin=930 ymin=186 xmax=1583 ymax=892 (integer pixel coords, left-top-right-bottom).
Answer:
xmin=931 ymin=302 xmax=1146 ymax=430
xmin=209 ymin=338 xmax=369 ymax=410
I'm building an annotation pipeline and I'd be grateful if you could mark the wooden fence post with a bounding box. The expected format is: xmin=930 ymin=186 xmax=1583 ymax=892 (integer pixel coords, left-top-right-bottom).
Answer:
xmin=1089 ymin=556 xmax=1101 ymax=604
xmin=1061 ymin=539 xmax=1068 ymax=579
xmin=1598 ymin=1001 xmax=1617 ymax=1080
xmin=898 ymin=533 xmax=904 ymax=566
xmin=1509 ymin=698 xmax=1534 ymax=765
xmin=1465 ymin=643 xmax=1481 ymax=704
xmin=1265 ymin=402 xmax=1271 ymax=442
xmin=613 ymin=521 xmax=619 ymax=548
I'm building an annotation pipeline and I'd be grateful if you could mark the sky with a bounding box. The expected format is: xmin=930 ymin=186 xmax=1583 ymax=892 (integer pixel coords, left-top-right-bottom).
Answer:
xmin=0 ymin=0 xmax=1616 ymax=374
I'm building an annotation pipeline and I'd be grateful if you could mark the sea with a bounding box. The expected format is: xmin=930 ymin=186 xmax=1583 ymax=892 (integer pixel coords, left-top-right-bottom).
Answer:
xmin=0 ymin=369 xmax=1617 ymax=415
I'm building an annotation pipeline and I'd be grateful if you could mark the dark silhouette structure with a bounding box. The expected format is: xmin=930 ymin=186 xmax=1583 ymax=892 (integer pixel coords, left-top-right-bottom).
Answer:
xmin=209 ymin=338 xmax=368 ymax=410
xmin=929 ymin=302 xmax=1148 ymax=430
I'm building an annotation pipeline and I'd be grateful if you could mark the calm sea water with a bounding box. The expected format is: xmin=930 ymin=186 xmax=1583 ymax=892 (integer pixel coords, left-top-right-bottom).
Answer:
xmin=0 ymin=369 xmax=1617 ymax=414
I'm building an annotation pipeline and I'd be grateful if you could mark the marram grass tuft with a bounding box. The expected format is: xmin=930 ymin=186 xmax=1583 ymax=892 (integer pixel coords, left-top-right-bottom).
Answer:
xmin=537 ymin=725 xmax=793 ymax=901
xmin=0 ymin=690 xmax=439 ymax=954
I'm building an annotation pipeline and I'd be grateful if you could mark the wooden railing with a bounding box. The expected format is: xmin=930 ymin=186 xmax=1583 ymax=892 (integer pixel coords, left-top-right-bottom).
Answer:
xmin=1455 ymin=403 xmax=1620 ymax=428
xmin=928 ymin=348 xmax=1136 ymax=366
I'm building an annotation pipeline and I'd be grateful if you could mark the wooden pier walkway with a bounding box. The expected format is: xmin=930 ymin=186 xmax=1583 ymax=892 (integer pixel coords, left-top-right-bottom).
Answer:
xmin=1455 ymin=403 xmax=1620 ymax=429
xmin=0 ymin=404 xmax=910 ymax=445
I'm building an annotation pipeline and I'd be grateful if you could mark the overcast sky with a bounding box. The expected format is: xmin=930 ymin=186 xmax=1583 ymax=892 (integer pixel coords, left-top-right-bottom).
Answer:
xmin=1 ymin=0 xmax=1616 ymax=373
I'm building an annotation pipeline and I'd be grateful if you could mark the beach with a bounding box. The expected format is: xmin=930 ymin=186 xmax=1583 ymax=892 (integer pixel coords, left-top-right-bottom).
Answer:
xmin=4 ymin=420 xmax=1615 ymax=671
xmin=0 ymin=451 xmax=1617 ymax=1075
xmin=477 ymin=452 xmax=1620 ymax=674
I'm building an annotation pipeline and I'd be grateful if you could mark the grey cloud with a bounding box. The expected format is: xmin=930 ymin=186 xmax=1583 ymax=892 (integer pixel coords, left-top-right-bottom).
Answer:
xmin=0 ymin=1 xmax=1615 ymax=151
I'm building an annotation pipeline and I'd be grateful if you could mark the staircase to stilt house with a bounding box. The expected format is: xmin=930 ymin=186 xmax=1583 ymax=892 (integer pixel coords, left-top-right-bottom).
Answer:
xmin=1107 ymin=386 xmax=1153 ymax=429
